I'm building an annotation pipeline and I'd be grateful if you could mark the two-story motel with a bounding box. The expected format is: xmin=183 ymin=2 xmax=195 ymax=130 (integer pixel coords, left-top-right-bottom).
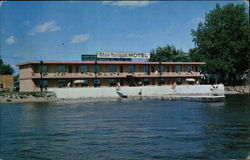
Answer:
xmin=16 ymin=60 xmax=205 ymax=92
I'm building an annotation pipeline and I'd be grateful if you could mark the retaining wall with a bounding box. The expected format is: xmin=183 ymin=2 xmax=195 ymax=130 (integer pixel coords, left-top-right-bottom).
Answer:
xmin=48 ymin=85 xmax=224 ymax=99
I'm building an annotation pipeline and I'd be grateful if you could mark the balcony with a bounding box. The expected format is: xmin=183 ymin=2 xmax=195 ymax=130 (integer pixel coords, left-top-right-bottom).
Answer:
xmin=160 ymin=71 xmax=200 ymax=77
xmin=23 ymin=72 xmax=95 ymax=79
xmin=96 ymin=72 xmax=127 ymax=78
xmin=20 ymin=71 xmax=201 ymax=80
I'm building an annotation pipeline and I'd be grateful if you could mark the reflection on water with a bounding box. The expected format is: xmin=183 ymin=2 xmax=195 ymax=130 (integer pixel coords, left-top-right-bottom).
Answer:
xmin=1 ymin=95 xmax=250 ymax=160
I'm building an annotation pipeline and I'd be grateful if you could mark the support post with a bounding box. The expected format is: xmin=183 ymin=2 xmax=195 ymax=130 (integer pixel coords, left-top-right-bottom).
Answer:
xmin=159 ymin=61 xmax=162 ymax=86
xmin=94 ymin=61 xmax=97 ymax=87
xmin=40 ymin=61 xmax=43 ymax=92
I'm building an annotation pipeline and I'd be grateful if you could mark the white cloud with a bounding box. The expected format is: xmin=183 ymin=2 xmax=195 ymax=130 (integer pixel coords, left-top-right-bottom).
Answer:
xmin=12 ymin=54 xmax=19 ymax=58
xmin=165 ymin=26 xmax=173 ymax=34
xmin=102 ymin=1 xmax=111 ymax=4
xmin=191 ymin=17 xmax=205 ymax=25
xmin=23 ymin=20 xmax=30 ymax=26
xmin=5 ymin=36 xmax=16 ymax=44
xmin=71 ymin=34 xmax=90 ymax=43
xmin=0 ymin=29 xmax=4 ymax=34
xmin=103 ymin=1 xmax=153 ymax=8
xmin=29 ymin=21 xmax=60 ymax=35
xmin=126 ymin=34 xmax=144 ymax=39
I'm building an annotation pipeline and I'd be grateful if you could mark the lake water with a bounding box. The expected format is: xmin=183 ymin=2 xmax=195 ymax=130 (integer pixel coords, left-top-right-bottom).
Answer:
xmin=1 ymin=95 xmax=249 ymax=160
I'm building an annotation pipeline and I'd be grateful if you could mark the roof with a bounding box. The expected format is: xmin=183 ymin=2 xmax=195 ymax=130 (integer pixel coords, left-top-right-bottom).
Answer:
xmin=16 ymin=61 xmax=206 ymax=66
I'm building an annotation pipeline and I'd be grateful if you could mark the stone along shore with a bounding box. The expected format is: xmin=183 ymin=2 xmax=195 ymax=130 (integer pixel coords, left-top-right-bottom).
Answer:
xmin=0 ymin=91 xmax=57 ymax=103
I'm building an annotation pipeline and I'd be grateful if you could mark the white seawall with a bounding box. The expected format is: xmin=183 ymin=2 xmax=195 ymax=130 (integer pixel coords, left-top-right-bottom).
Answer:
xmin=48 ymin=84 xmax=224 ymax=99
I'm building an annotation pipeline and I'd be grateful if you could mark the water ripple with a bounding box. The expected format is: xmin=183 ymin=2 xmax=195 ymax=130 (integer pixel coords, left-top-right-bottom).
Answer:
xmin=1 ymin=95 xmax=250 ymax=160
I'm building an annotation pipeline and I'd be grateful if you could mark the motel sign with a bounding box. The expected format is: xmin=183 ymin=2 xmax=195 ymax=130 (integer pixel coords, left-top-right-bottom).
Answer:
xmin=97 ymin=51 xmax=150 ymax=59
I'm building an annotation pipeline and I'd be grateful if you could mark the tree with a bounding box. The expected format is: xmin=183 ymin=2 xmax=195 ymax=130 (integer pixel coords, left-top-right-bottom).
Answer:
xmin=14 ymin=74 xmax=19 ymax=82
xmin=149 ymin=44 xmax=189 ymax=62
xmin=0 ymin=57 xmax=14 ymax=75
xmin=190 ymin=3 xmax=249 ymax=82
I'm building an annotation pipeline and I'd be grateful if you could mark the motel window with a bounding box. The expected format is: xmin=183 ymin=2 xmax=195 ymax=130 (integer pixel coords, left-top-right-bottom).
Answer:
xmin=159 ymin=78 xmax=165 ymax=84
xmin=198 ymin=66 xmax=201 ymax=72
xmin=188 ymin=66 xmax=193 ymax=72
xmin=143 ymin=65 xmax=149 ymax=73
xmin=108 ymin=65 xmax=116 ymax=72
xmin=172 ymin=66 xmax=175 ymax=72
xmin=128 ymin=65 xmax=135 ymax=72
xmin=165 ymin=66 xmax=170 ymax=72
xmin=175 ymin=66 xmax=181 ymax=72
xmin=143 ymin=78 xmax=150 ymax=85
xmin=58 ymin=65 xmax=66 ymax=72
xmin=39 ymin=80 xmax=48 ymax=87
xmin=80 ymin=65 xmax=88 ymax=72
xmin=159 ymin=65 xmax=164 ymax=72
xmin=0 ymin=83 xmax=4 ymax=89
xmin=95 ymin=65 xmax=101 ymax=72
xmin=94 ymin=79 xmax=101 ymax=87
xmin=38 ymin=65 xmax=48 ymax=72
xmin=176 ymin=78 xmax=182 ymax=84
xmin=109 ymin=79 xmax=117 ymax=86
xmin=83 ymin=80 xmax=88 ymax=86
xmin=195 ymin=66 xmax=200 ymax=72
xmin=58 ymin=80 xmax=66 ymax=88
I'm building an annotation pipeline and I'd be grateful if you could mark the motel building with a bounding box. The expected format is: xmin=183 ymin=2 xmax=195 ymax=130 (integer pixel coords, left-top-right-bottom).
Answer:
xmin=16 ymin=52 xmax=205 ymax=92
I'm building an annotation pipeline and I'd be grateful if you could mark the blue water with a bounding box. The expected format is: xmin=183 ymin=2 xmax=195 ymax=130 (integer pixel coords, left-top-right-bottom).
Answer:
xmin=1 ymin=95 xmax=250 ymax=160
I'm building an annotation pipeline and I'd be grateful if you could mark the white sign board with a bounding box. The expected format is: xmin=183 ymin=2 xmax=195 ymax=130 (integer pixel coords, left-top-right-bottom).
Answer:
xmin=97 ymin=51 xmax=150 ymax=59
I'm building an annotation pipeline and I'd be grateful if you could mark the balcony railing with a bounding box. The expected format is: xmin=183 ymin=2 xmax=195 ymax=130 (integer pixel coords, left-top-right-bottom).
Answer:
xmin=20 ymin=71 xmax=201 ymax=79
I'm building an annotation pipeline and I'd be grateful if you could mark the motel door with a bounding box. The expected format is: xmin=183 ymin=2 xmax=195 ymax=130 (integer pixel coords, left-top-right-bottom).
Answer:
xmin=151 ymin=66 xmax=155 ymax=72
xmin=120 ymin=66 xmax=123 ymax=72
xmin=68 ymin=66 xmax=72 ymax=73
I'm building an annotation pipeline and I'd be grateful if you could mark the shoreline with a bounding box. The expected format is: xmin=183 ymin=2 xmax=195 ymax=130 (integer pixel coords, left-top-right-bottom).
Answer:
xmin=0 ymin=94 xmax=229 ymax=104
xmin=1 ymin=87 xmax=249 ymax=104
xmin=2 ymin=94 xmax=249 ymax=104
xmin=224 ymin=85 xmax=249 ymax=94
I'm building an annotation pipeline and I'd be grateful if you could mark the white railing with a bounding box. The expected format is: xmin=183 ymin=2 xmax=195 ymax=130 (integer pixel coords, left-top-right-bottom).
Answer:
xmin=26 ymin=71 xmax=200 ymax=79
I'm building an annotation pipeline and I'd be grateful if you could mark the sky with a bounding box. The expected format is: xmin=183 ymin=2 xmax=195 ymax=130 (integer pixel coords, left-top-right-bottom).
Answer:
xmin=0 ymin=1 xmax=248 ymax=74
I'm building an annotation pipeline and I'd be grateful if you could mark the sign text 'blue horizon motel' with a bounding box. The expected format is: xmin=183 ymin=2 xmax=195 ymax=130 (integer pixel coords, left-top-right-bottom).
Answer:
xmin=97 ymin=51 xmax=150 ymax=59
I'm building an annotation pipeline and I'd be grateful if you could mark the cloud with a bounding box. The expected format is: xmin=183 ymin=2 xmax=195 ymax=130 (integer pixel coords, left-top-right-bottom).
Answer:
xmin=0 ymin=29 xmax=4 ymax=34
xmin=103 ymin=1 xmax=153 ymax=8
xmin=12 ymin=54 xmax=19 ymax=58
xmin=5 ymin=36 xmax=16 ymax=44
xmin=126 ymin=34 xmax=144 ymax=39
xmin=71 ymin=34 xmax=90 ymax=43
xmin=191 ymin=17 xmax=205 ymax=25
xmin=165 ymin=26 xmax=173 ymax=34
xmin=23 ymin=20 xmax=30 ymax=26
xmin=29 ymin=21 xmax=60 ymax=35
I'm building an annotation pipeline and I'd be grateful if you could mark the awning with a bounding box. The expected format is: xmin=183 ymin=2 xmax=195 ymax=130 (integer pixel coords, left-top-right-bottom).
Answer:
xmin=74 ymin=80 xmax=85 ymax=84
xmin=185 ymin=78 xmax=195 ymax=82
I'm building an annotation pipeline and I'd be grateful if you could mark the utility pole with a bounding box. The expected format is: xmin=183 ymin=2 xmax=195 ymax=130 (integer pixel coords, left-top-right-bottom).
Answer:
xmin=40 ymin=61 xmax=43 ymax=92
